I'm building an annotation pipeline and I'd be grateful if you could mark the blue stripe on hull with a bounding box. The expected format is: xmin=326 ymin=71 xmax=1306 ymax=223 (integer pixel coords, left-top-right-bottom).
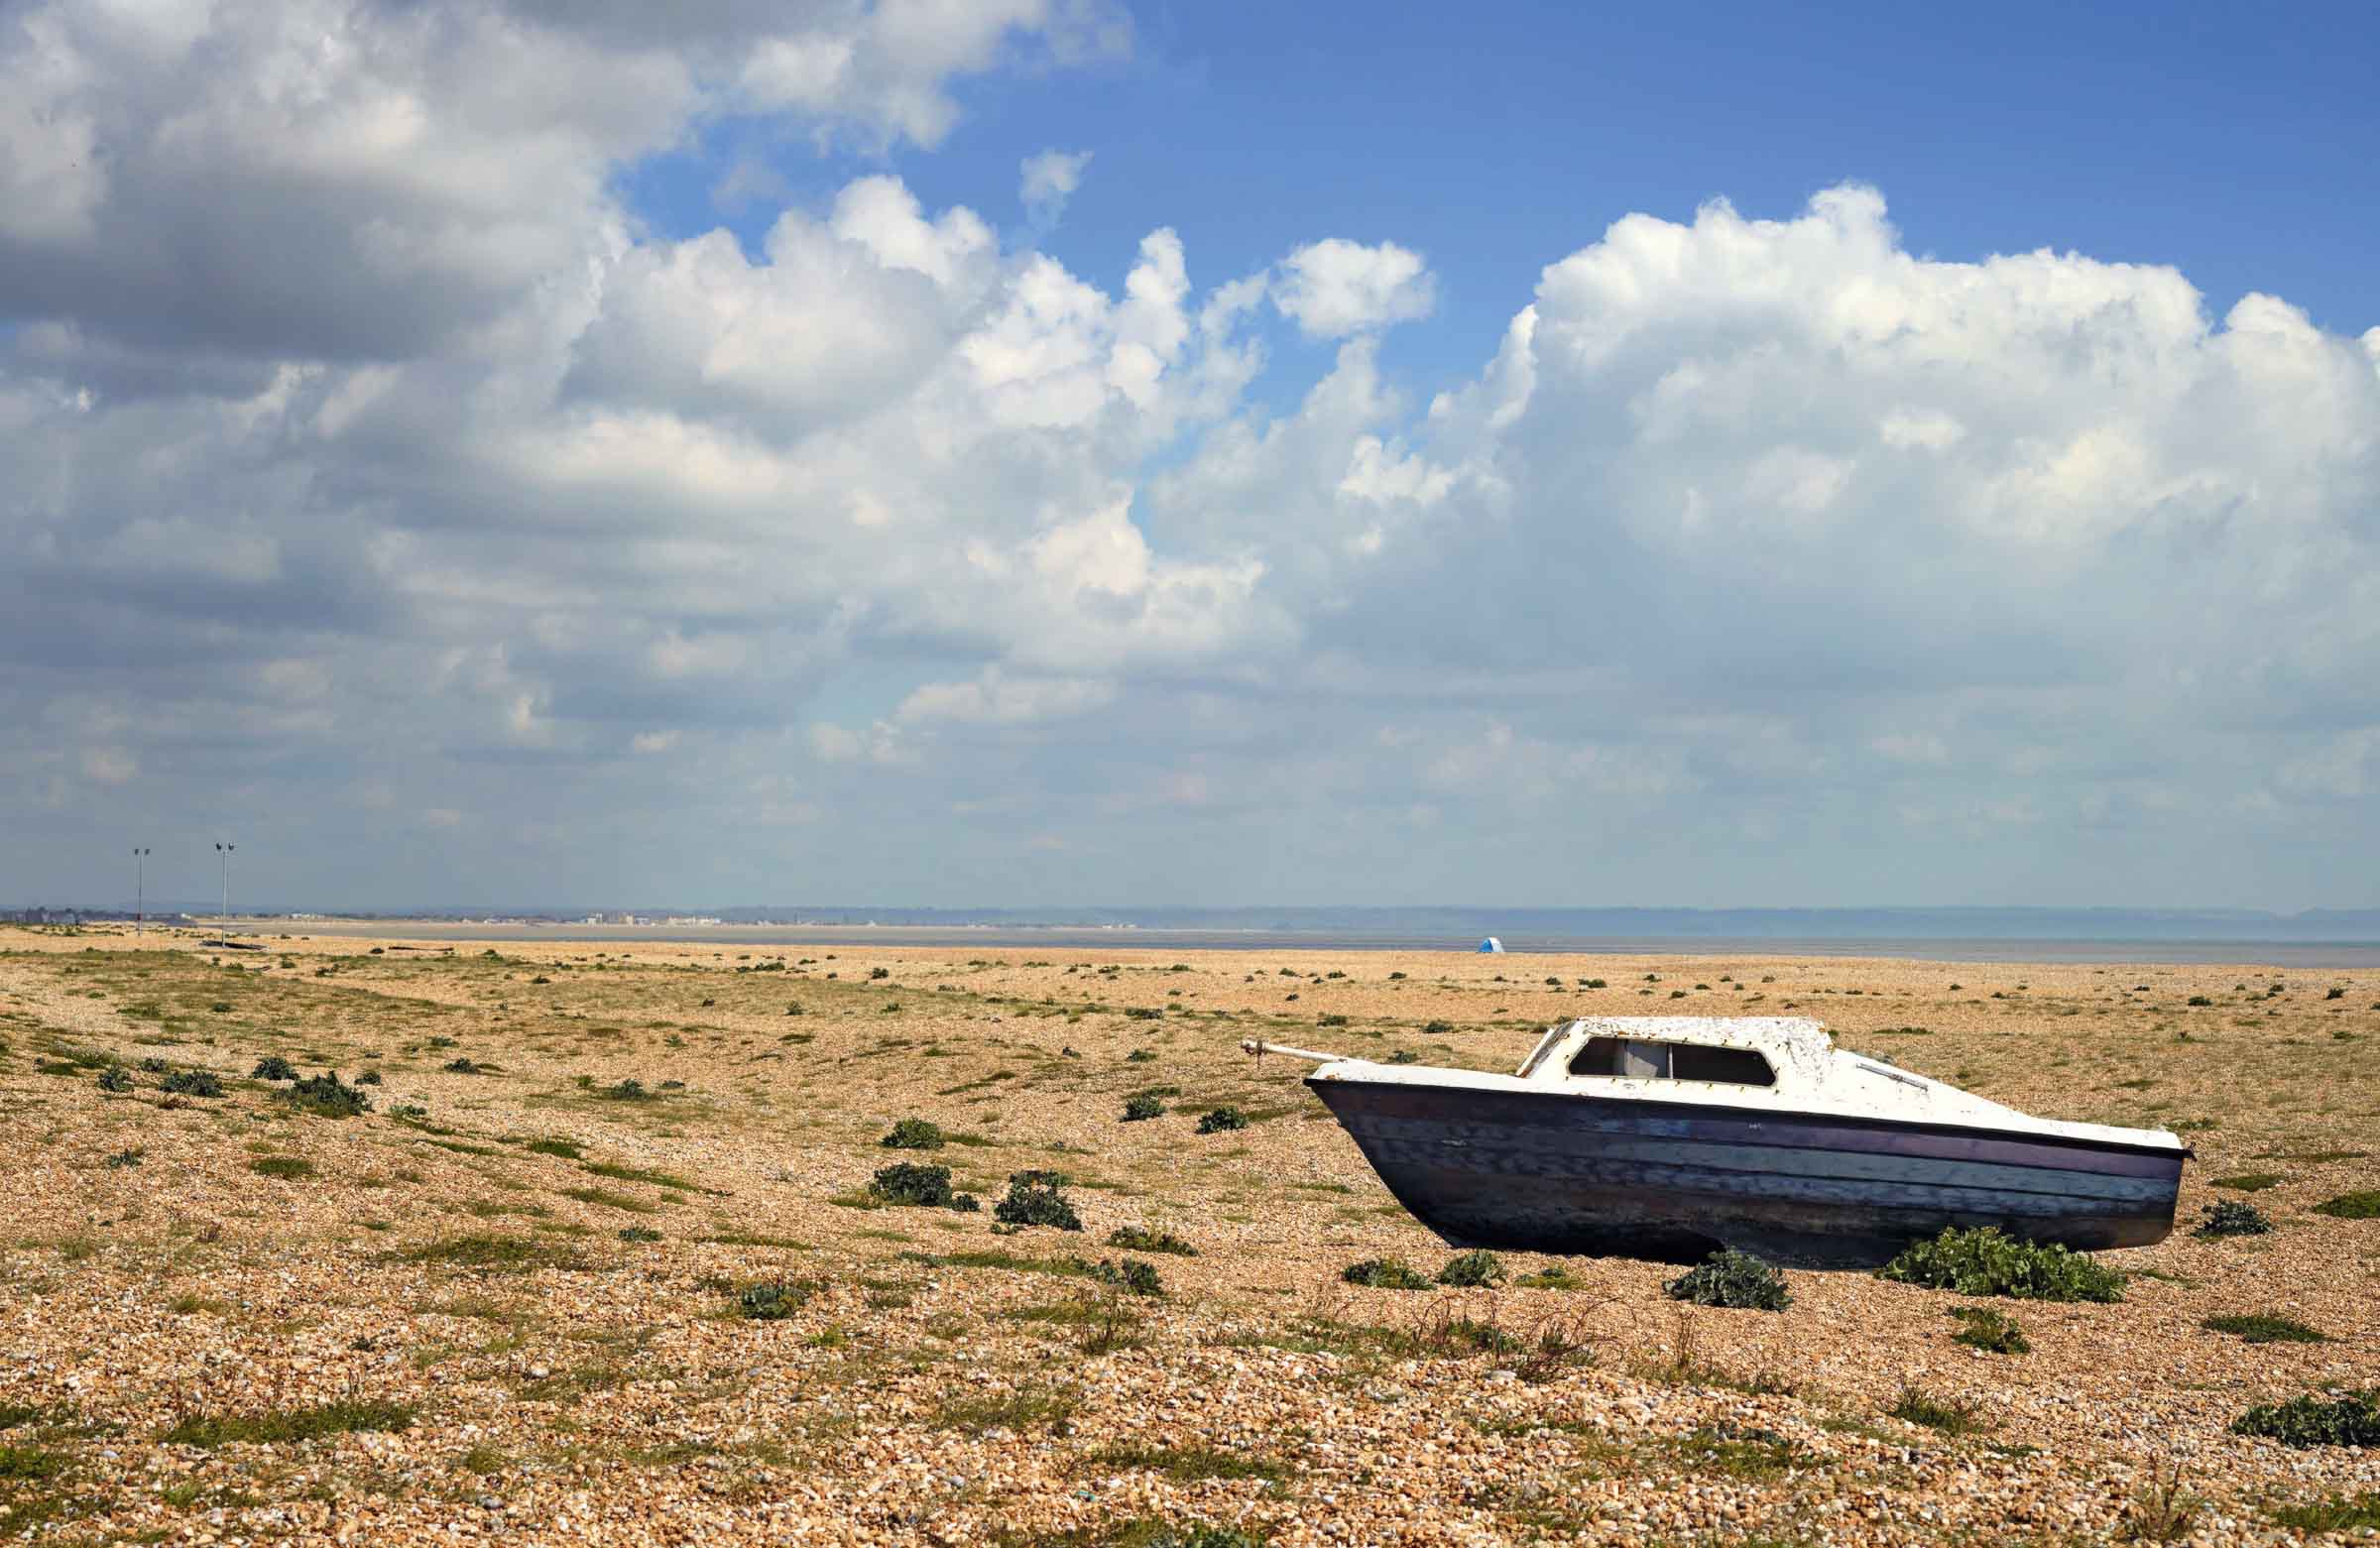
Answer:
xmin=1312 ymin=1078 xmax=2182 ymax=1268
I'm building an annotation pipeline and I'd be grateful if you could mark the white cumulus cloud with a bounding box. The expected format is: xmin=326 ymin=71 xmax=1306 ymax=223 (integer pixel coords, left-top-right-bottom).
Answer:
xmin=1020 ymin=148 xmax=1093 ymax=222
xmin=1273 ymin=239 xmax=1436 ymax=338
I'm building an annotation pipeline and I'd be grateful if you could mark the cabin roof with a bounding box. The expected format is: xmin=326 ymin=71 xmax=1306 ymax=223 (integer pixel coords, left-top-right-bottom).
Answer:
xmin=1520 ymin=1015 xmax=1835 ymax=1081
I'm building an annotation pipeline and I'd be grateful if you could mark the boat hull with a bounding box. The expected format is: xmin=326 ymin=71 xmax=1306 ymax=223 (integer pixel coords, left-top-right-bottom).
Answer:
xmin=1308 ymin=1076 xmax=2182 ymax=1268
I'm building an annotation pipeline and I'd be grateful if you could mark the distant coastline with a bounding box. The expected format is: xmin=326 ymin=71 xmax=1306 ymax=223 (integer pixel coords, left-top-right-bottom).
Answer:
xmin=171 ymin=917 xmax=2380 ymax=968
xmin=28 ymin=901 xmax=2380 ymax=939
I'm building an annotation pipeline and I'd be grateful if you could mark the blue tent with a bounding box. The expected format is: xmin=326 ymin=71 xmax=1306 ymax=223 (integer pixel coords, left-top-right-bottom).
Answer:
xmin=1477 ymin=936 xmax=1504 ymax=953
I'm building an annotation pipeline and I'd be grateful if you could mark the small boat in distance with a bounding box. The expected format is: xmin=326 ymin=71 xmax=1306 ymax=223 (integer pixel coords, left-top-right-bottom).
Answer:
xmin=1245 ymin=1016 xmax=2186 ymax=1268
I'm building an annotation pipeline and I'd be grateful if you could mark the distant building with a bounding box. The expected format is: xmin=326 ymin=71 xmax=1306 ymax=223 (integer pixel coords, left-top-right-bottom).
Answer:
xmin=3 ymin=906 xmax=83 ymax=925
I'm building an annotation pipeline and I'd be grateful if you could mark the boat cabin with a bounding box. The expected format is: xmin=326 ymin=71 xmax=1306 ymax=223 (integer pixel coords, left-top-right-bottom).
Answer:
xmin=1506 ymin=1015 xmax=1982 ymax=1123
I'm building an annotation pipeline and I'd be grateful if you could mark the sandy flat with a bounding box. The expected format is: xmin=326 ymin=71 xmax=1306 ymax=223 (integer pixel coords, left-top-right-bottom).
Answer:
xmin=1 ymin=924 xmax=2375 ymax=1545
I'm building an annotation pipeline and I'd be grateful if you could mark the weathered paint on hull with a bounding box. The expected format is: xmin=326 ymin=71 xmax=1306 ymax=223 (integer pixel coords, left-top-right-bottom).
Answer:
xmin=1309 ymin=1077 xmax=2183 ymax=1268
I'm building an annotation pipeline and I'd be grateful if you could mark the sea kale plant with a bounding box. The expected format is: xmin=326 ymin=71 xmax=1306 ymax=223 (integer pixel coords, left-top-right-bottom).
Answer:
xmin=1437 ymin=1250 xmax=1505 ymax=1287
xmin=1948 ymin=1305 xmax=2031 ymax=1354
xmin=1663 ymin=1250 xmax=1792 ymax=1311
xmin=2231 ymin=1389 xmax=2380 ymax=1448
xmin=1341 ymin=1257 xmax=1431 ymax=1290
xmin=880 ymin=1118 xmax=946 ymax=1150
xmin=2193 ymin=1200 xmax=2273 ymax=1239
xmin=1875 ymin=1226 xmax=2123 ymax=1303
xmin=994 ymin=1172 xmax=1083 ymax=1231
xmin=869 ymin=1162 xmax=958 ymax=1208
xmin=1107 ymin=1225 xmax=1197 ymax=1256
xmin=279 ymin=1071 xmax=373 ymax=1118
xmin=1194 ymin=1106 xmax=1250 ymax=1133
xmin=1077 ymin=1256 xmax=1165 ymax=1297
xmin=737 ymin=1280 xmax=812 ymax=1321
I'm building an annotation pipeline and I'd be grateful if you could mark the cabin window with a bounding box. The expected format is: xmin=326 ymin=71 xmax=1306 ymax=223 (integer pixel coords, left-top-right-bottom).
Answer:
xmin=1570 ymin=1036 xmax=1774 ymax=1087
xmin=1670 ymin=1044 xmax=1775 ymax=1086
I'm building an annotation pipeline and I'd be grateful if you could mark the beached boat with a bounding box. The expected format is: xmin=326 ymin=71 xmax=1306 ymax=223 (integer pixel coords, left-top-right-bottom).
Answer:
xmin=1245 ymin=1016 xmax=2186 ymax=1267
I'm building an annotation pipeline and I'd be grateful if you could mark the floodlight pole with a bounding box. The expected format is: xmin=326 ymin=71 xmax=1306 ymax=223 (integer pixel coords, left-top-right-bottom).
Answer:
xmin=215 ymin=842 xmax=235 ymax=924
xmin=133 ymin=848 xmax=151 ymax=937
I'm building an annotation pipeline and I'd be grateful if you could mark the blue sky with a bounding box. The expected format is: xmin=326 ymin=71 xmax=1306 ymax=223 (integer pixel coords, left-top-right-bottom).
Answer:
xmin=3 ymin=0 xmax=2376 ymax=911
xmin=636 ymin=3 xmax=2380 ymax=370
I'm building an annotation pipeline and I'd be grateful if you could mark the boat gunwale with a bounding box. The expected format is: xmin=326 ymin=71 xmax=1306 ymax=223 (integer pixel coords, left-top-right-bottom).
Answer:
xmin=1305 ymin=1070 xmax=2190 ymax=1163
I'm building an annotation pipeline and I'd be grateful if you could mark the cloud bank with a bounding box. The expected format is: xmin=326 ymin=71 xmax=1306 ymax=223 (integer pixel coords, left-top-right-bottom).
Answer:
xmin=4 ymin=2 xmax=2377 ymax=908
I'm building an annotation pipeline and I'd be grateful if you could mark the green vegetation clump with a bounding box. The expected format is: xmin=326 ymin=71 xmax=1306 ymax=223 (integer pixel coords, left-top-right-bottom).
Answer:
xmin=1385 ymin=1049 xmax=1420 ymax=1065
xmin=161 ymin=1069 xmax=223 ymax=1098
xmin=2230 ymin=1389 xmax=2380 ymax=1447
xmin=1122 ymin=1093 xmax=1164 ymax=1123
xmin=248 ymin=1156 xmax=315 ymax=1180
xmin=2193 ymin=1200 xmax=2272 ymax=1238
xmin=163 ymin=1400 xmax=415 ymax=1447
xmin=1107 ymin=1225 xmax=1196 ymax=1255
xmin=1088 ymin=1449 xmax=1286 ymax=1491
xmin=929 ymin=1385 xmax=1080 ymax=1436
xmin=1421 ymin=1020 xmax=1454 ymax=1034
xmin=251 ymin=1055 xmax=298 ymax=1080
xmin=1888 ymin=1385 xmax=1988 ymax=1436
xmin=1948 ymin=1305 xmax=2030 ymax=1354
xmin=1341 ymin=1256 xmax=1431 ymax=1290
xmin=279 ymin=1071 xmax=371 ymax=1118
xmin=1664 ymin=1250 xmax=1791 ymax=1311
xmin=352 ymin=1070 xmax=382 ymax=1085
xmin=2211 ymin=1172 xmax=2283 ymax=1192
xmin=0 ymin=1442 xmax=67 ymax=1480
xmin=1193 ymin=1106 xmax=1249 ymax=1133
xmin=1511 ymin=1264 xmax=1581 ymax=1290
xmin=2267 ymin=1493 xmax=2380 ymax=1532
xmin=880 ymin=1118 xmax=946 ymax=1150
xmin=386 ymin=1234 xmax=583 ymax=1273
xmin=95 ymin=1065 xmax=133 ymax=1093
xmin=1077 ymin=1256 xmax=1165 ymax=1297
xmin=1659 ymin=1425 xmax=1813 ymax=1479
xmin=737 ymin=1280 xmax=811 ymax=1320
xmin=870 ymin=1162 xmax=959 ymax=1208
xmin=618 ymin=1226 xmax=662 ymax=1243
xmin=1875 ymin=1227 xmax=2122 ymax=1303
xmin=1436 ymin=1250 xmax=1504 ymax=1287
xmin=442 ymin=1057 xmax=481 ymax=1074
xmin=2313 ymin=1191 xmax=2380 ymax=1220
xmin=602 ymin=1079 xmax=654 ymax=1102
xmin=2202 ymin=1312 xmax=2327 ymax=1344
xmin=995 ymin=1173 xmax=1084 ymax=1232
